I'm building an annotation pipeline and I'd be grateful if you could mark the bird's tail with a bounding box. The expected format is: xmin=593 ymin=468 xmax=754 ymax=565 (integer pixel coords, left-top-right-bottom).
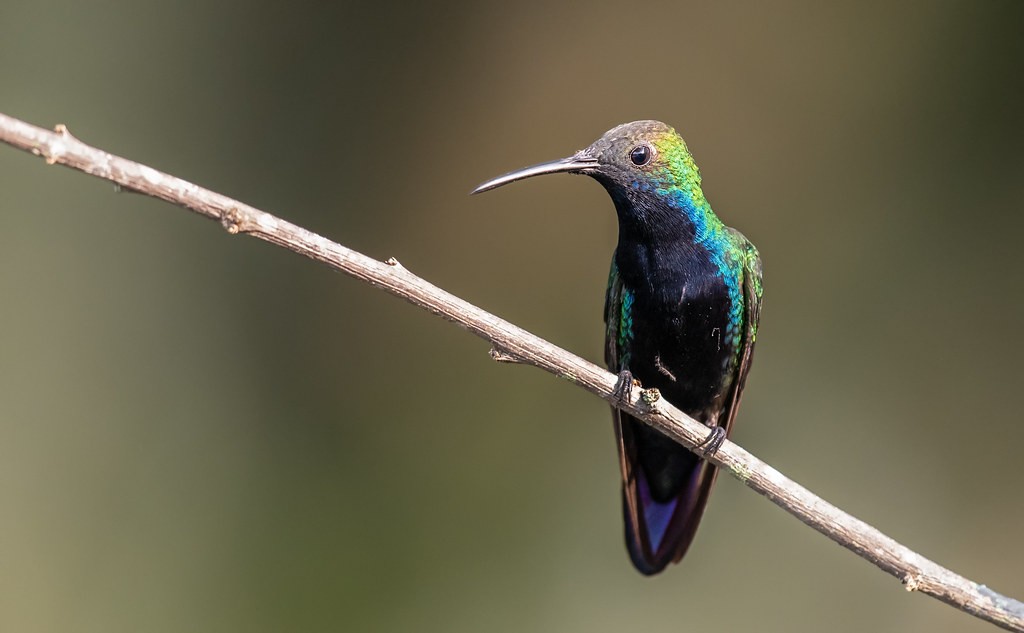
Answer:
xmin=616 ymin=413 xmax=719 ymax=575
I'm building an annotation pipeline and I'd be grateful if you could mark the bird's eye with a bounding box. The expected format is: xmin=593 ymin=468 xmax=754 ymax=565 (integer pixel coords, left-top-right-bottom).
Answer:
xmin=629 ymin=145 xmax=652 ymax=166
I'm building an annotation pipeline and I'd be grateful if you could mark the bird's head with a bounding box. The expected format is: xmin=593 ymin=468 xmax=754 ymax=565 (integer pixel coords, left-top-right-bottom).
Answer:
xmin=473 ymin=120 xmax=714 ymax=239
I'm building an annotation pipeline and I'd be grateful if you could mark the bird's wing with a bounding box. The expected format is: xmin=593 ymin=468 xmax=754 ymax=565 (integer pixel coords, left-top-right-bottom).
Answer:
xmin=603 ymin=256 xmax=624 ymax=371
xmin=604 ymin=257 xmax=636 ymax=518
xmin=719 ymin=229 xmax=763 ymax=434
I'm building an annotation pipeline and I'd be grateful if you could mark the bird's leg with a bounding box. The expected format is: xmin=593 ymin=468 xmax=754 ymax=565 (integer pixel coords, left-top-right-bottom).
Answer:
xmin=612 ymin=369 xmax=639 ymax=405
xmin=694 ymin=425 xmax=726 ymax=458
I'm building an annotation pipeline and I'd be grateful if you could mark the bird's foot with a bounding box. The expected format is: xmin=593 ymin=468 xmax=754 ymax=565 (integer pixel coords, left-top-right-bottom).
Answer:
xmin=694 ymin=425 xmax=726 ymax=458
xmin=612 ymin=369 xmax=639 ymax=405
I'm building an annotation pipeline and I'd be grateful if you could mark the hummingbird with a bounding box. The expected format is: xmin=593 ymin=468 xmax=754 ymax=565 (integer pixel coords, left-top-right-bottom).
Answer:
xmin=473 ymin=120 xmax=763 ymax=575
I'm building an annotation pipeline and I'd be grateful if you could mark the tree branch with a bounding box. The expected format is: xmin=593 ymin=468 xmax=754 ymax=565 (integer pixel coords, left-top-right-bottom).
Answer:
xmin=1 ymin=111 xmax=1021 ymax=632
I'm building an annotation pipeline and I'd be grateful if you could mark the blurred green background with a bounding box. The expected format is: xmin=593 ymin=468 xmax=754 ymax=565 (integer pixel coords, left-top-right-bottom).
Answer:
xmin=1 ymin=1 xmax=1022 ymax=631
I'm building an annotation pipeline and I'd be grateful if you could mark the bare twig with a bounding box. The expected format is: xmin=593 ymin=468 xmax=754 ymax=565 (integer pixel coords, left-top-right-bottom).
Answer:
xmin=1 ymin=111 xmax=1021 ymax=632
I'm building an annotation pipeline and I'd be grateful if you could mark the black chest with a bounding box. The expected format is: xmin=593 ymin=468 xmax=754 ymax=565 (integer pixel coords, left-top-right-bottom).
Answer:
xmin=615 ymin=241 xmax=738 ymax=419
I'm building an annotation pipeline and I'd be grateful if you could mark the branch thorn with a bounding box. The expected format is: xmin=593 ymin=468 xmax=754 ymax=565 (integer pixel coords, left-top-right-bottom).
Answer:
xmin=489 ymin=346 xmax=522 ymax=363
xmin=221 ymin=207 xmax=243 ymax=234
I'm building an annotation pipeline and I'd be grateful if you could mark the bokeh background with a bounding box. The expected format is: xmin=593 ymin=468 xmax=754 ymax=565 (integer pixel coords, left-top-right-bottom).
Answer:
xmin=2 ymin=1 xmax=1022 ymax=631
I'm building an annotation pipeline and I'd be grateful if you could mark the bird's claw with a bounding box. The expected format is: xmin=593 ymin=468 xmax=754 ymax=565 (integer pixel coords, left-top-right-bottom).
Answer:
xmin=694 ymin=425 xmax=726 ymax=458
xmin=612 ymin=369 xmax=639 ymax=405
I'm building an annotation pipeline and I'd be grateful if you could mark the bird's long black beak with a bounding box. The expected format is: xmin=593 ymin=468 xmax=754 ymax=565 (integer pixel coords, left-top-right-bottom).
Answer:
xmin=471 ymin=154 xmax=599 ymax=194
